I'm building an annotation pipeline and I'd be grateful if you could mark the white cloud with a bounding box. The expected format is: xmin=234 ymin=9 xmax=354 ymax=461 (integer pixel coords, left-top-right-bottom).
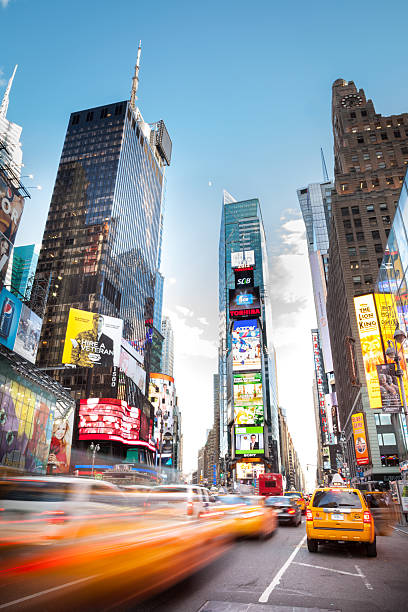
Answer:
xmin=165 ymin=307 xmax=217 ymax=359
xmin=168 ymin=277 xmax=176 ymax=285
xmin=1 ymin=0 xmax=11 ymax=9
xmin=175 ymin=304 xmax=194 ymax=317
xmin=198 ymin=316 xmax=209 ymax=326
xmin=0 ymin=69 xmax=6 ymax=87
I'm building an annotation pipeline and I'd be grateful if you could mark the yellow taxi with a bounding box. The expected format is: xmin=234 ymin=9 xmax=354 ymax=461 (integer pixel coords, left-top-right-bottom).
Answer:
xmin=215 ymin=494 xmax=277 ymax=539
xmin=306 ymin=486 xmax=376 ymax=556
xmin=284 ymin=491 xmax=306 ymax=514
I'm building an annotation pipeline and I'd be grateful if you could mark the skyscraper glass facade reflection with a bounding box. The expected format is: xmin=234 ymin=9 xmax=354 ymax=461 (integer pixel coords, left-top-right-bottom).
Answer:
xmin=218 ymin=193 xmax=279 ymax=468
xmin=35 ymin=100 xmax=168 ymax=403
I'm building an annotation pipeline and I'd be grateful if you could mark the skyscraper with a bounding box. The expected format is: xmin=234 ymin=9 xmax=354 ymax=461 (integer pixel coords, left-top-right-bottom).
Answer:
xmin=327 ymin=78 xmax=408 ymax=482
xmin=11 ymin=244 xmax=38 ymax=299
xmin=0 ymin=65 xmax=22 ymax=177
xmin=218 ymin=192 xmax=279 ymax=480
xmin=161 ymin=315 xmax=174 ymax=378
xmin=34 ymin=51 xmax=172 ymax=464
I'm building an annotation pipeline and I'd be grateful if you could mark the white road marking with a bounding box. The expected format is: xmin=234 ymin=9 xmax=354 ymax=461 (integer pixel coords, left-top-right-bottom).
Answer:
xmin=0 ymin=574 xmax=101 ymax=609
xmin=355 ymin=564 xmax=373 ymax=591
xmin=293 ymin=561 xmax=360 ymax=577
xmin=393 ymin=526 xmax=408 ymax=536
xmin=258 ymin=533 xmax=306 ymax=603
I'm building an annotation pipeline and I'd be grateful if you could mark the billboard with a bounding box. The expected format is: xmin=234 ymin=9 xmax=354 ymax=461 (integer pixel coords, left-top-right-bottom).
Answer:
xmin=234 ymin=268 xmax=254 ymax=289
xmin=231 ymin=250 xmax=255 ymax=269
xmin=235 ymin=425 xmax=264 ymax=455
xmin=0 ymin=231 xmax=13 ymax=288
xmin=47 ymin=410 xmax=75 ymax=473
xmin=376 ymin=363 xmax=402 ymax=413
xmin=149 ymin=373 xmax=175 ymax=451
xmin=353 ymin=294 xmax=383 ymax=409
xmin=119 ymin=339 xmax=146 ymax=393
xmin=236 ymin=461 xmax=265 ymax=479
xmin=233 ymin=372 xmax=264 ymax=425
xmin=0 ymin=288 xmax=42 ymax=364
xmin=311 ymin=330 xmax=329 ymax=445
xmin=78 ymin=398 xmax=143 ymax=444
xmin=0 ymin=288 xmax=22 ymax=350
xmin=309 ymin=251 xmax=333 ymax=373
xmin=232 ymin=320 xmax=261 ymax=371
xmin=351 ymin=412 xmax=370 ymax=466
xmin=62 ymin=308 xmax=123 ymax=367
xmin=229 ymin=287 xmax=261 ymax=319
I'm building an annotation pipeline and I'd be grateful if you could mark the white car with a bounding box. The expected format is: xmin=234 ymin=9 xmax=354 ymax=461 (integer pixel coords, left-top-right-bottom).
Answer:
xmin=0 ymin=475 xmax=126 ymax=546
xmin=147 ymin=484 xmax=214 ymax=518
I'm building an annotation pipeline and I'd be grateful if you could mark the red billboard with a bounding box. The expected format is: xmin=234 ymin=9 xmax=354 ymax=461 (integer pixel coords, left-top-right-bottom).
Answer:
xmin=79 ymin=398 xmax=142 ymax=444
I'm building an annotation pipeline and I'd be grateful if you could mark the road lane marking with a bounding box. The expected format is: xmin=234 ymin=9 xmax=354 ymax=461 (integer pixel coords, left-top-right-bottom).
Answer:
xmin=258 ymin=533 xmax=306 ymax=603
xmin=293 ymin=562 xmax=360 ymax=577
xmin=393 ymin=526 xmax=408 ymax=536
xmin=0 ymin=574 xmax=102 ymax=609
xmin=354 ymin=564 xmax=373 ymax=591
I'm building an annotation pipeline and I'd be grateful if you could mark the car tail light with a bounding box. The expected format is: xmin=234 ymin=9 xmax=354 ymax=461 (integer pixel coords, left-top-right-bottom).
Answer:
xmin=42 ymin=510 xmax=67 ymax=525
xmin=306 ymin=509 xmax=313 ymax=521
xmin=187 ymin=501 xmax=194 ymax=516
xmin=287 ymin=508 xmax=296 ymax=515
xmin=363 ymin=510 xmax=372 ymax=524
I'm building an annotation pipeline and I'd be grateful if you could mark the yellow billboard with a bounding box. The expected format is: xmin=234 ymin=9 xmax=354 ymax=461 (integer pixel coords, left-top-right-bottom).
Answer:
xmin=62 ymin=308 xmax=123 ymax=368
xmin=351 ymin=413 xmax=370 ymax=466
xmin=353 ymin=294 xmax=383 ymax=409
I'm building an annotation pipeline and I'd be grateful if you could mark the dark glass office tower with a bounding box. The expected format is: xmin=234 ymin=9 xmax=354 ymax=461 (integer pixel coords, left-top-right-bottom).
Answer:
xmin=35 ymin=99 xmax=171 ymax=408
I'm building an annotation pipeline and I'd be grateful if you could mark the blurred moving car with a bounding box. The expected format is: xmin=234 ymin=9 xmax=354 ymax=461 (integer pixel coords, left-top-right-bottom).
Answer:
xmin=146 ymin=484 xmax=214 ymax=518
xmin=264 ymin=495 xmax=302 ymax=526
xmin=284 ymin=490 xmax=306 ymax=514
xmin=216 ymin=494 xmax=277 ymax=539
xmin=364 ymin=490 xmax=397 ymax=536
xmin=0 ymin=476 xmax=128 ymax=546
xmin=306 ymin=487 xmax=376 ymax=557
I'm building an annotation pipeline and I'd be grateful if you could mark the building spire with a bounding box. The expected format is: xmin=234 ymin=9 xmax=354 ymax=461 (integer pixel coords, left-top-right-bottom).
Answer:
xmin=320 ymin=147 xmax=329 ymax=182
xmin=0 ymin=64 xmax=18 ymax=120
xmin=130 ymin=41 xmax=142 ymax=111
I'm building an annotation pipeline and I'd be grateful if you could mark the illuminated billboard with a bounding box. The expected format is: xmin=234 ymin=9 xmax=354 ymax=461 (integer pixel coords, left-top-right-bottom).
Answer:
xmin=311 ymin=330 xmax=329 ymax=445
xmin=79 ymin=398 xmax=147 ymax=445
xmin=353 ymin=294 xmax=383 ymax=409
xmin=234 ymin=268 xmax=254 ymax=288
xmin=47 ymin=411 xmax=74 ymax=473
xmin=233 ymin=372 xmax=264 ymax=425
xmin=376 ymin=363 xmax=402 ymax=413
xmin=231 ymin=250 xmax=255 ymax=269
xmin=62 ymin=308 xmax=123 ymax=367
xmin=229 ymin=287 xmax=261 ymax=319
xmin=149 ymin=373 xmax=175 ymax=454
xmin=0 ymin=288 xmax=42 ymax=364
xmin=0 ymin=177 xmax=25 ymax=287
xmin=236 ymin=461 xmax=265 ymax=480
xmin=351 ymin=412 xmax=370 ymax=466
xmin=119 ymin=339 xmax=146 ymax=393
xmin=232 ymin=320 xmax=261 ymax=371
xmin=235 ymin=425 xmax=264 ymax=455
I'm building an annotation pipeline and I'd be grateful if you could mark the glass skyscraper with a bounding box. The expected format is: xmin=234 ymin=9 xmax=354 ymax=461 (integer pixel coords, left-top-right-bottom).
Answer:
xmin=35 ymin=98 xmax=171 ymax=407
xmin=218 ymin=192 xmax=279 ymax=472
xmin=11 ymin=244 xmax=38 ymax=299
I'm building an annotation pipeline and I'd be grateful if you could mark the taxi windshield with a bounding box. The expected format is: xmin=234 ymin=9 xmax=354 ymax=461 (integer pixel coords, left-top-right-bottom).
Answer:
xmin=313 ymin=490 xmax=362 ymax=509
xmin=284 ymin=492 xmax=301 ymax=498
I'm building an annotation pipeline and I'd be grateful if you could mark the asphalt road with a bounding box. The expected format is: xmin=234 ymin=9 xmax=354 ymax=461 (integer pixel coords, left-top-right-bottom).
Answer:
xmin=130 ymin=520 xmax=408 ymax=612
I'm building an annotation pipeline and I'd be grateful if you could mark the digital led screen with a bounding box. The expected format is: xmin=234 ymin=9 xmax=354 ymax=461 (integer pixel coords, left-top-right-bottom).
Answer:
xmin=353 ymin=294 xmax=383 ymax=409
xmin=233 ymin=372 xmax=263 ymax=425
xmin=351 ymin=412 xmax=370 ymax=466
xmin=235 ymin=425 xmax=264 ymax=455
xmin=229 ymin=287 xmax=261 ymax=319
xmin=79 ymin=398 xmax=141 ymax=444
xmin=232 ymin=319 xmax=261 ymax=371
xmin=231 ymin=250 xmax=255 ymax=269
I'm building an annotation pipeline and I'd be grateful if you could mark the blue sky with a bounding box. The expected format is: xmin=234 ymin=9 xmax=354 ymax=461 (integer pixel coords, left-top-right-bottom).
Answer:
xmin=2 ymin=0 xmax=408 ymax=480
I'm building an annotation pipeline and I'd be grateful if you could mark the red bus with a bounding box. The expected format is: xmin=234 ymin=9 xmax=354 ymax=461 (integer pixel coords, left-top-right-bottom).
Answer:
xmin=258 ymin=473 xmax=283 ymax=497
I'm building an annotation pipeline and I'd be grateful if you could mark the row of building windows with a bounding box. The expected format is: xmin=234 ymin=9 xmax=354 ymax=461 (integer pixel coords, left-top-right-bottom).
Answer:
xmin=71 ymin=104 xmax=125 ymax=125
xmin=345 ymin=230 xmax=389 ymax=243
xmin=348 ymin=113 xmax=405 ymax=128
xmin=341 ymin=203 xmax=390 ymax=216
xmin=348 ymin=245 xmax=383 ymax=258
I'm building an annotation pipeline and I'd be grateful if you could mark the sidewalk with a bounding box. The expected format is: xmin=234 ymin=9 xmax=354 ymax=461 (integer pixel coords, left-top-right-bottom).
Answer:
xmin=394 ymin=524 xmax=408 ymax=535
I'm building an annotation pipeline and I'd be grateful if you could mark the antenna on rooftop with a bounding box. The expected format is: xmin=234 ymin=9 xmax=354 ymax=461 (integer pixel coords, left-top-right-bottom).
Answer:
xmin=0 ymin=64 xmax=18 ymax=119
xmin=320 ymin=147 xmax=329 ymax=182
xmin=130 ymin=41 xmax=142 ymax=111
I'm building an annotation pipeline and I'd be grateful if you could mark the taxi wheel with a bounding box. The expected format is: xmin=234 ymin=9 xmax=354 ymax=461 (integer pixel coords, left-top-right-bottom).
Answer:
xmin=366 ymin=537 xmax=377 ymax=558
xmin=307 ymin=538 xmax=318 ymax=553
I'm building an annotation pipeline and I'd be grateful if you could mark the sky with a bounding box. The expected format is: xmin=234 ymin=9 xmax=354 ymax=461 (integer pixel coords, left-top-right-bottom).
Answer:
xmin=2 ymin=0 xmax=408 ymax=489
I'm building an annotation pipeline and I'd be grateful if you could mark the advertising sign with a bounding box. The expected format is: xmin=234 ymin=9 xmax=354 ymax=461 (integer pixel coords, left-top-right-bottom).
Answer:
xmin=62 ymin=308 xmax=123 ymax=368
xmin=0 ymin=231 xmax=13 ymax=288
xmin=232 ymin=320 xmax=261 ymax=371
xmin=234 ymin=268 xmax=254 ymax=289
xmin=231 ymin=250 xmax=255 ymax=269
xmin=397 ymin=481 xmax=408 ymax=513
xmin=351 ymin=412 xmax=370 ymax=466
xmin=149 ymin=373 xmax=175 ymax=451
xmin=353 ymin=294 xmax=383 ymax=409
xmin=233 ymin=372 xmax=264 ymax=425
xmin=229 ymin=287 xmax=261 ymax=319
xmin=376 ymin=363 xmax=402 ymax=413
xmin=311 ymin=330 xmax=329 ymax=445
xmin=79 ymin=398 xmax=143 ymax=444
xmin=235 ymin=425 xmax=264 ymax=455
xmin=119 ymin=339 xmax=146 ymax=393
xmin=322 ymin=446 xmax=331 ymax=470
xmin=0 ymin=177 xmax=25 ymax=243
xmin=47 ymin=410 xmax=75 ymax=473
xmin=0 ymin=288 xmax=22 ymax=350
xmin=309 ymin=251 xmax=333 ymax=373
xmin=13 ymin=304 xmax=42 ymax=364
xmin=236 ymin=461 xmax=255 ymax=479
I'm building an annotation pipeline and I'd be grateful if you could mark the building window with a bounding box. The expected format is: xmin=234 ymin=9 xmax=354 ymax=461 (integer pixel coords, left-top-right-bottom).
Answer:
xmin=86 ymin=111 xmax=94 ymax=122
xmin=366 ymin=164 xmax=372 ymax=170
xmin=378 ymin=432 xmax=396 ymax=446
xmin=354 ymin=218 xmax=362 ymax=228
xmin=360 ymin=180 xmax=368 ymax=189
xmin=379 ymin=203 xmax=388 ymax=211
xmin=381 ymin=132 xmax=388 ymax=140
xmin=341 ymin=207 xmax=350 ymax=216
xmin=357 ymin=136 xmax=364 ymax=144
xmin=350 ymin=261 xmax=359 ymax=270
xmin=376 ymin=151 xmax=383 ymax=158
xmin=100 ymin=108 xmax=108 ymax=119
xmin=352 ymin=276 xmax=362 ymax=285
xmin=375 ymin=244 xmax=383 ymax=253
xmin=366 ymin=204 xmax=375 ymax=212
xmin=350 ymin=111 xmax=356 ymax=119
xmin=341 ymin=184 xmax=348 ymax=192
xmin=363 ymin=153 xmax=370 ymax=160
xmin=378 ymin=162 xmax=386 ymax=169
xmin=346 ymin=233 xmax=354 ymax=243
xmin=72 ymin=114 xmax=80 ymax=125
xmin=372 ymin=177 xmax=380 ymax=187
xmin=361 ymin=259 xmax=370 ymax=268
xmin=364 ymin=275 xmax=373 ymax=284
xmin=356 ymin=232 xmax=365 ymax=241
xmin=377 ymin=258 xmax=383 ymax=267
xmin=348 ymin=247 xmax=357 ymax=256
xmin=394 ymin=130 xmax=401 ymax=138
xmin=372 ymin=230 xmax=380 ymax=239
xmin=382 ymin=215 xmax=391 ymax=224
xmin=369 ymin=134 xmax=377 ymax=142
xmin=351 ymin=206 xmax=360 ymax=215
xmin=401 ymin=146 xmax=408 ymax=155
xmin=369 ymin=217 xmax=377 ymax=226
xmin=385 ymin=229 xmax=390 ymax=237
xmin=343 ymin=219 xmax=352 ymax=229
xmin=375 ymin=413 xmax=392 ymax=426
xmin=359 ymin=246 xmax=368 ymax=255
xmin=361 ymin=110 xmax=367 ymax=117
xmin=351 ymin=155 xmax=358 ymax=162
xmin=386 ymin=177 xmax=394 ymax=185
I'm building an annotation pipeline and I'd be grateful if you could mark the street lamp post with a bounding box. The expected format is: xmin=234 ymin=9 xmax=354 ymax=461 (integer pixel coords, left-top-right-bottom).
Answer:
xmin=89 ymin=442 xmax=100 ymax=477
